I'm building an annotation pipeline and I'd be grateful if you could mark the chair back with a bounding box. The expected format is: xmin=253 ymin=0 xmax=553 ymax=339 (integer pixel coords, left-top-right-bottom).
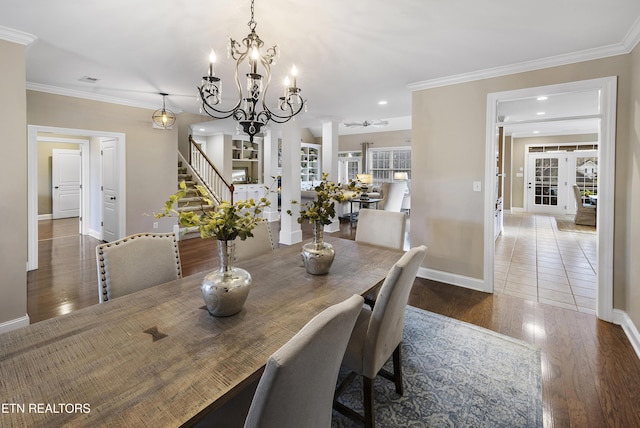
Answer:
xmin=363 ymin=245 xmax=427 ymax=377
xmin=244 ymin=294 xmax=364 ymax=428
xmin=96 ymin=233 xmax=182 ymax=303
xmin=234 ymin=221 xmax=275 ymax=264
xmin=378 ymin=182 xmax=405 ymax=212
xmin=355 ymin=209 xmax=406 ymax=250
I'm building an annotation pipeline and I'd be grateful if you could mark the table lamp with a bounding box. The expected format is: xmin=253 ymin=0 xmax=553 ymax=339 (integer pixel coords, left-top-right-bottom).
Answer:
xmin=357 ymin=173 xmax=373 ymax=200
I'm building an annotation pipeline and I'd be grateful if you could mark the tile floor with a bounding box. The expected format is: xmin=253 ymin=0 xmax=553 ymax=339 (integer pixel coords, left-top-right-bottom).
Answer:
xmin=494 ymin=212 xmax=598 ymax=314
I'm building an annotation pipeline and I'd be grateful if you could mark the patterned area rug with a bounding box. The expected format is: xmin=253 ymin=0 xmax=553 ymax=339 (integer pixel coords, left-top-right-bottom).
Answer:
xmin=332 ymin=306 xmax=543 ymax=427
xmin=555 ymin=217 xmax=596 ymax=234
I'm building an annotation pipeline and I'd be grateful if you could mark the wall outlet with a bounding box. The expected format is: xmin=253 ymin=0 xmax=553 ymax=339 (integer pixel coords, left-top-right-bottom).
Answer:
xmin=152 ymin=222 xmax=158 ymax=229
xmin=473 ymin=181 xmax=482 ymax=192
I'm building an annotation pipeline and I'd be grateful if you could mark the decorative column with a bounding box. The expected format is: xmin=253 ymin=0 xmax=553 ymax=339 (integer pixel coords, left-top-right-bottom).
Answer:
xmin=278 ymin=121 xmax=303 ymax=245
xmin=322 ymin=120 xmax=340 ymax=232
xmin=262 ymin=128 xmax=280 ymax=222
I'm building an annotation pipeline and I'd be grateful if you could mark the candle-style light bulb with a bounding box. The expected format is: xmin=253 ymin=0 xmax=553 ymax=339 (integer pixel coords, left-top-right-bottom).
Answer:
xmin=251 ymin=46 xmax=259 ymax=74
xmin=283 ymin=76 xmax=290 ymax=97
xmin=208 ymin=49 xmax=216 ymax=77
xmin=290 ymin=65 xmax=298 ymax=87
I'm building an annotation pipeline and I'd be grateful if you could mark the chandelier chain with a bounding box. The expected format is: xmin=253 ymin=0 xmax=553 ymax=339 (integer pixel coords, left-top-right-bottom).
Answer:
xmin=248 ymin=0 xmax=256 ymax=30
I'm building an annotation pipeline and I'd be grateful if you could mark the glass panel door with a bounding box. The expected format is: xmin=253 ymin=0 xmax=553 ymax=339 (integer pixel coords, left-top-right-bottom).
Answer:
xmin=527 ymin=153 xmax=567 ymax=214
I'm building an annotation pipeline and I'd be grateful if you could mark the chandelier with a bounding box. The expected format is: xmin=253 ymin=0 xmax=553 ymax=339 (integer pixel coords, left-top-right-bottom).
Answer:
xmin=197 ymin=0 xmax=305 ymax=142
xmin=152 ymin=93 xmax=176 ymax=129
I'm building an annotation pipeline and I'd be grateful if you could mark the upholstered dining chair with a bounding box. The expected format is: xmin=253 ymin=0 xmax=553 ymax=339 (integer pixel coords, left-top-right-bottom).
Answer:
xmin=355 ymin=209 xmax=406 ymax=251
xmin=573 ymin=184 xmax=596 ymax=226
xmin=96 ymin=232 xmax=182 ymax=303
xmin=334 ymin=245 xmax=428 ymax=428
xmin=376 ymin=182 xmax=405 ymax=212
xmin=234 ymin=221 xmax=275 ymax=264
xmin=243 ymin=294 xmax=364 ymax=428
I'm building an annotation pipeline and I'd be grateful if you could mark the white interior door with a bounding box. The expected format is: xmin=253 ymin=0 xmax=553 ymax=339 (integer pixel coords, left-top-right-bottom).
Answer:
xmin=52 ymin=149 xmax=81 ymax=219
xmin=101 ymin=139 xmax=118 ymax=242
xmin=338 ymin=156 xmax=361 ymax=184
xmin=526 ymin=153 xmax=568 ymax=215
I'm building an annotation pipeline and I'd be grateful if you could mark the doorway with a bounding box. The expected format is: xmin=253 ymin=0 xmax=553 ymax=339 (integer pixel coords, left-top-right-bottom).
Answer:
xmin=27 ymin=126 xmax=127 ymax=271
xmin=485 ymin=77 xmax=617 ymax=322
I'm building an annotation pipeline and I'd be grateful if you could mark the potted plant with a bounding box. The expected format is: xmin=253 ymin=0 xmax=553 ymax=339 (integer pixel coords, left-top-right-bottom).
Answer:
xmin=156 ymin=181 xmax=270 ymax=316
xmin=288 ymin=173 xmax=360 ymax=274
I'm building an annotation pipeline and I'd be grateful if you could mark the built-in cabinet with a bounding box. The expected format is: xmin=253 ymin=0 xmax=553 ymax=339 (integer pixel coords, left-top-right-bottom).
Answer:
xmin=233 ymin=183 xmax=267 ymax=202
xmin=232 ymin=137 xmax=262 ymax=184
xmin=301 ymin=143 xmax=321 ymax=186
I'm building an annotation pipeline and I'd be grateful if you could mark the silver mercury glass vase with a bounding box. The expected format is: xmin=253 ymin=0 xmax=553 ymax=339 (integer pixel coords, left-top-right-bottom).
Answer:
xmin=301 ymin=221 xmax=335 ymax=275
xmin=201 ymin=239 xmax=251 ymax=317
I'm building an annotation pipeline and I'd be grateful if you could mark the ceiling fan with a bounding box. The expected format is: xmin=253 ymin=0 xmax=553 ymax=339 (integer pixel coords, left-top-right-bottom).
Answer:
xmin=343 ymin=119 xmax=389 ymax=128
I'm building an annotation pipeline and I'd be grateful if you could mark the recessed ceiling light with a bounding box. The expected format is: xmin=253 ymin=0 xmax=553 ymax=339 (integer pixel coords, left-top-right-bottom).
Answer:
xmin=536 ymin=96 xmax=548 ymax=101
xmin=536 ymin=111 xmax=546 ymax=115
xmin=533 ymin=131 xmax=540 ymax=134
xmin=378 ymin=100 xmax=388 ymax=105
xmin=199 ymin=128 xmax=206 ymax=131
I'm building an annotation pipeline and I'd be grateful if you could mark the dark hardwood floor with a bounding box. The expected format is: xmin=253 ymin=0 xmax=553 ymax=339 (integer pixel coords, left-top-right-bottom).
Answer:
xmin=27 ymin=218 xmax=640 ymax=427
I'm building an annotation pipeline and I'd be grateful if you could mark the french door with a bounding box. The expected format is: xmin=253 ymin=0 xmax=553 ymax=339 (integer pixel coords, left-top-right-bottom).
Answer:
xmin=526 ymin=150 xmax=598 ymax=215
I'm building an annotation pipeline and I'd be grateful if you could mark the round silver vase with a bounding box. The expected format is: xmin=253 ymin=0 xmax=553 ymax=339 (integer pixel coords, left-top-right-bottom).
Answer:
xmin=301 ymin=222 xmax=335 ymax=275
xmin=201 ymin=240 xmax=251 ymax=317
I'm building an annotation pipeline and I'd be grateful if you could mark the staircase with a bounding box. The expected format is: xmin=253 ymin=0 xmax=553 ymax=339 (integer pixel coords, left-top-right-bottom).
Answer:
xmin=174 ymin=160 xmax=212 ymax=240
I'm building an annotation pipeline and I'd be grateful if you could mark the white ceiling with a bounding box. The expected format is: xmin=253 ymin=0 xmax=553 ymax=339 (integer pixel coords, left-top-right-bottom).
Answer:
xmin=2 ymin=0 xmax=640 ymax=137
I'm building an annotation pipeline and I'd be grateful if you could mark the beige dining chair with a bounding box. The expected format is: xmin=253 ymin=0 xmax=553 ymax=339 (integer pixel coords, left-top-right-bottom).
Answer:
xmin=573 ymin=184 xmax=596 ymax=226
xmin=243 ymin=294 xmax=364 ymax=428
xmin=234 ymin=221 xmax=275 ymax=264
xmin=96 ymin=232 xmax=182 ymax=303
xmin=355 ymin=208 xmax=406 ymax=251
xmin=377 ymin=182 xmax=405 ymax=212
xmin=334 ymin=245 xmax=428 ymax=428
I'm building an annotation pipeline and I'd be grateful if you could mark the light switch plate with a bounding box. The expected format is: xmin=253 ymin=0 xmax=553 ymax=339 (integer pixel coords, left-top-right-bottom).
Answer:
xmin=473 ymin=181 xmax=481 ymax=192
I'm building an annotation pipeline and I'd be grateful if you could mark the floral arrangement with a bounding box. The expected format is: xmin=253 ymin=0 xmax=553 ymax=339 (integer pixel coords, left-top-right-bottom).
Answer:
xmin=288 ymin=172 xmax=360 ymax=225
xmin=156 ymin=181 xmax=270 ymax=241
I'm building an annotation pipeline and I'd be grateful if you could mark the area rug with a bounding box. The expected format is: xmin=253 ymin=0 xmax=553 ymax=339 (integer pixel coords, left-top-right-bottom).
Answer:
xmin=555 ymin=217 xmax=596 ymax=234
xmin=332 ymin=306 xmax=543 ymax=428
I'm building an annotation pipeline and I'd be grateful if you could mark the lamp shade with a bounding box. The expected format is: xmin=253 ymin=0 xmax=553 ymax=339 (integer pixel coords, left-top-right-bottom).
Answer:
xmin=394 ymin=172 xmax=409 ymax=180
xmin=357 ymin=173 xmax=373 ymax=184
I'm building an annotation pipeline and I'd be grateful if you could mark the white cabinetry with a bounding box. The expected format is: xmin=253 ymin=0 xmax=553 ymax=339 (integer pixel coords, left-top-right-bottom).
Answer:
xmin=232 ymin=137 xmax=262 ymax=184
xmin=233 ymin=184 xmax=267 ymax=202
xmin=300 ymin=143 xmax=321 ymax=186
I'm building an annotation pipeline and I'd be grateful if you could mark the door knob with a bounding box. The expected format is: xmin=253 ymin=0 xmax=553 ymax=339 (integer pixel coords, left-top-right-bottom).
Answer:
xmin=110 ymin=196 xmax=116 ymax=200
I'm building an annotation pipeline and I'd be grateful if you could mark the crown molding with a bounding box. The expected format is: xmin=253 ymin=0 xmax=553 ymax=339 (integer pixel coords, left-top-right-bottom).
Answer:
xmin=26 ymin=82 xmax=184 ymax=113
xmin=408 ymin=42 xmax=631 ymax=92
xmin=623 ymin=14 xmax=640 ymax=51
xmin=0 ymin=25 xmax=36 ymax=45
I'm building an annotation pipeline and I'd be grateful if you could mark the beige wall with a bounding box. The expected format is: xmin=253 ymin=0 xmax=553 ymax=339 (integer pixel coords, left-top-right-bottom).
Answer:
xmin=0 ymin=39 xmax=28 ymax=326
xmin=412 ymin=53 xmax=636 ymax=319
xmin=627 ymin=43 xmax=640 ymax=328
xmin=27 ymin=91 xmax=189 ymax=235
xmin=338 ymin=129 xmax=412 ymax=152
xmin=510 ymin=133 xmax=598 ymax=209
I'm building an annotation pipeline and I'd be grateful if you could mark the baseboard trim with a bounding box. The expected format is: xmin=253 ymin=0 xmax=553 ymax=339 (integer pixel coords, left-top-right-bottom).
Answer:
xmin=88 ymin=228 xmax=102 ymax=240
xmin=613 ymin=309 xmax=640 ymax=361
xmin=417 ymin=267 xmax=486 ymax=293
xmin=38 ymin=213 xmax=52 ymax=220
xmin=0 ymin=315 xmax=30 ymax=334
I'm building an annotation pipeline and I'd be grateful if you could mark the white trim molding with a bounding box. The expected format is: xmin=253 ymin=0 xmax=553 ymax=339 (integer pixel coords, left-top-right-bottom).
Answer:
xmin=0 ymin=25 xmax=36 ymax=45
xmin=408 ymin=15 xmax=640 ymax=93
xmin=0 ymin=315 xmax=30 ymax=334
xmin=613 ymin=309 xmax=640 ymax=362
xmin=417 ymin=268 xmax=486 ymax=293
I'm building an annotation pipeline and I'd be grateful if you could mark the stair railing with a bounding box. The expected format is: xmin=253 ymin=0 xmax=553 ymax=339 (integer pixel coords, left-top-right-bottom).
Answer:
xmin=188 ymin=135 xmax=235 ymax=204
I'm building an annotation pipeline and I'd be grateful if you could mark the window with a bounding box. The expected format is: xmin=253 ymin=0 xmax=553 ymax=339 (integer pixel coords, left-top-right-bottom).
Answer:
xmin=369 ymin=147 xmax=411 ymax=186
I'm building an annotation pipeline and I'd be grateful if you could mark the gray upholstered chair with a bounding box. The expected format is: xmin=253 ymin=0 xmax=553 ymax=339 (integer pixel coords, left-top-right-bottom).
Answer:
xmin=376 ymin=182 xmax=405 ymax=212
xmin=334 ymin=245 xmax=428 ymax=428
xmin=234 ymin=221 xmax=275 ymax=264
xmin=355 ymin=209 xmax=406 ymax=251
xmin=243 ymin=294 xmax=364 ymax=428
xmin=573 ymin=184 xmax=596 ymax=226
xmin=96 ymin=232 xmax=182 ymax=303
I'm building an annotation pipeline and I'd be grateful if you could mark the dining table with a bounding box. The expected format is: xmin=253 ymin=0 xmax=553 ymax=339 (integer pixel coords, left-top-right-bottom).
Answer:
xmin=0 ymin=236 xmax=403 ymax=427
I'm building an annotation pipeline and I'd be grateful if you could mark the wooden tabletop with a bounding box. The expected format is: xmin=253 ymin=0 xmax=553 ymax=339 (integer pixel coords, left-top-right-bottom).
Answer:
xmin=0 ymin=237 xmax=402 ymax=427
